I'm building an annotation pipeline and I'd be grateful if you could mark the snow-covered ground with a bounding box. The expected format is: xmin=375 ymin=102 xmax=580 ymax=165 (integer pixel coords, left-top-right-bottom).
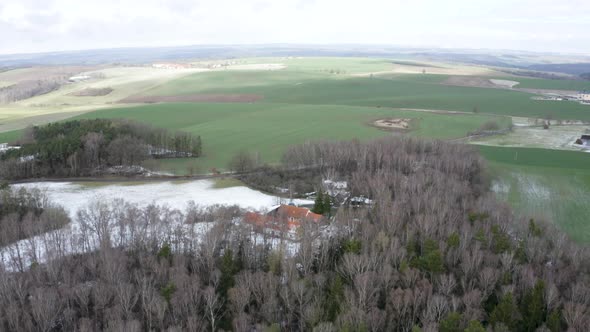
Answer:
xmin=14 ymin=180 xmax=313 ymax=219
xmin=472 ymin=123 xmax=590 ymax=151
xmin=1 ymin=180 xmax=313 ymax=270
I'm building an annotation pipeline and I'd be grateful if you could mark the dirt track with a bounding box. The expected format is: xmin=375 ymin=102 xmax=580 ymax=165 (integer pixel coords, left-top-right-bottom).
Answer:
xmin=442 ymin=76 xmax=500 ymax=88
xmin=119 ymin=94 xmax=263 ymax=103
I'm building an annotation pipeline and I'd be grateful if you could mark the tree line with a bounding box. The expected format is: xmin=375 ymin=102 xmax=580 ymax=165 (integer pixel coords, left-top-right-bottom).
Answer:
xmin=0 ymin=186 xmax=70 ymax=247
xmin=0 ymin=137 xmax=588 ymax=331
xmin=0 ymin=79 xmax=63 ymax=103
xmin=0 ymin=119 xmax=202 ymax=179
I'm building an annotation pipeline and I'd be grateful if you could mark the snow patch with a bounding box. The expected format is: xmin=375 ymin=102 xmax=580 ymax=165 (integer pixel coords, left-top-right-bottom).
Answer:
xmin=13 ymin=180 xmax=313 ymax=219
xmin=2 ymin=180 xmax=314 ymax=270
xmin=491 ymin=180 xmax=510 ymax=195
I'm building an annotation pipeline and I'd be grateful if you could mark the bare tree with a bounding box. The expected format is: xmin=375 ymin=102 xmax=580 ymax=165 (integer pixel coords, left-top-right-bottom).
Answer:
xmin=203 ymin=286 xmax=224 ymax=332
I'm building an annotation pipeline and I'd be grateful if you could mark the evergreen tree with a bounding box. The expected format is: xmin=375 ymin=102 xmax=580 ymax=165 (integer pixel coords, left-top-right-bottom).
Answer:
xmin=219 ymin=249 xmax=238 ymax=298
xmin=490 ymin=293 xmax=520 ymax=331
xmin=342 ymin=238 xmax=362 ymax=254
xmin=528 ymin=219 xmax=543 ymax=237
xmin=546 ymin=309 xmax=563 ymax=332
xmin=312 ymin=189 xmax=324 ymax=214
xmin=520 ymin=280 xmax=546 ymax=332
xmin=323 ymin=193 xmax=331 ymax=217
xmin=439 ymin=312 xmax=462 ymax=332
xmin=411 ymin=239 xmax=444 ymax=275
xmin=464 ymin=320 xmax=486 ymax=332
xmin=325 ymin=275 xmax=344 ymax=321
xmin=447 ymin=232 xmax=460 ymax=248
xmin=157 ymin=242 xmax=172 ymax=261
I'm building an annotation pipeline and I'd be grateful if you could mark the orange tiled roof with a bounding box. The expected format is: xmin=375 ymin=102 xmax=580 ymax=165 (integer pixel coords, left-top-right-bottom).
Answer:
xmin=243 ymin=205 xmax=322 ymax=231
xmin=270 ymin=205 xmax=323 ymax=223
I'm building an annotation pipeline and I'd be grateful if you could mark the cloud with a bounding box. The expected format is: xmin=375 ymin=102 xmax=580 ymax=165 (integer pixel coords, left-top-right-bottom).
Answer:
xmin=0 ymin=0 xmax=588 ymax=54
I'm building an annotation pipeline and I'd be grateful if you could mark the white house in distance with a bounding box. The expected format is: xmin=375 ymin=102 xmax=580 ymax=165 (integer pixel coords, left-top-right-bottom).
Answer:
xmin=68 ymin=75 xmax=91 ymax=82
xmin=580 ymin=91 xmax=590 ymax=104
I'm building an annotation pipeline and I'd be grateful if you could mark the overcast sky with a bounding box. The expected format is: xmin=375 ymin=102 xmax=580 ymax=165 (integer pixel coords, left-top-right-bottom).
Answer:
xmin=0 ymin=0 xmax=589 ymax=55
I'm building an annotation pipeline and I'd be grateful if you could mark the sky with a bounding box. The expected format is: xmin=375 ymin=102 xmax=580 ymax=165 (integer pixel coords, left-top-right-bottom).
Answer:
xmin=0 ymin=0 xmax=589 ymax=55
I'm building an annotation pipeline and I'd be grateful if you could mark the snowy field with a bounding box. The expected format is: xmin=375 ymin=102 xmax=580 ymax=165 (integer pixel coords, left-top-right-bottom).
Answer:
xmin=472 ymin=124 xmax=590 ymax=151
xmin=1 ymin=180 xmax=313 ymax=270
xmin=14 ymin=180 xmax=313 ymax=219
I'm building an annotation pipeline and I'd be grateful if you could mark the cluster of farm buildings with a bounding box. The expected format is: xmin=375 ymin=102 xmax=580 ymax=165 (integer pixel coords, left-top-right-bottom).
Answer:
xmin=535 ymin=90 xmax=590 ymax=104
xmin=151 ymin=61 xmax=240 ymax=70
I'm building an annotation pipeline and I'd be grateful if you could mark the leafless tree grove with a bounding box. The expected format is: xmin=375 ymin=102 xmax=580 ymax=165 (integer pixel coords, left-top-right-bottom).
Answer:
xmin=0 ymin=137 xmax=588 ymax=331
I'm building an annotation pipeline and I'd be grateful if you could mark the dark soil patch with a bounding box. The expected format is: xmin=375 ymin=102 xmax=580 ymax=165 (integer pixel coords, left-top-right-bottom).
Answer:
xmin=69 ymin=87 xmax=113 ymax=96
xmin=119 ymin=94 xmax=263 ymax=103
xmin=391 ymin=60 xmax=441 ymax=68
xmin=442 ymin=76 xmax=497 ymax=88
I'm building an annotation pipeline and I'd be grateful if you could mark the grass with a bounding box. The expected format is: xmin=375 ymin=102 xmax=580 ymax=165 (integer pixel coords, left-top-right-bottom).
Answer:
xmin=76 ymin=181 xmax=113 ymax=188
xmin=0 ymin=129 xmax=23 ymax=143
xmin=212 ymin=177 xmax=244 ymax=189
xmin=479 ymin=145 xmax=590 ymax=243
xmin=145 ymin=71 xmax=590 ymax=121
xmin=77 ymin=181 xmax=152 ymax=188
xmin=478 ymin=145 xmax=590 ymax=170
xmin=2 ymin=58 xmax=590 ymax=242
xmin=17 ymin=67 xmax=202 ymax=107
xmin=2 ymin=58 xmax=590 ymax=135
xmin=72 ymin=102 xmax=508 ymax=173
xmin=506 ymin=76 xmax=590 ymax=91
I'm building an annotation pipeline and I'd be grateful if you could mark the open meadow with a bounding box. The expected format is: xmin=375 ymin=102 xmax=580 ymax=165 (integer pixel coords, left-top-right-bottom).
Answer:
xmin=480 ymin=146 xmax=590 ymax=243
xmin=2 ymin=56 xmax=590 ymax=242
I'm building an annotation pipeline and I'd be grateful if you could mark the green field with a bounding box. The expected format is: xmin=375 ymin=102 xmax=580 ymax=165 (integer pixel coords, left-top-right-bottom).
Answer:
xmin=2 ymin=57 xmax=590 ymax=242
xmin=145 ymin=71 xmax=590 ymax=120
xmin=0 ymin=130 xmax=23 ymax=143
xmin=506 ymin=76 xmax=590 ymax=91
xmin=70 ymin=102 xmax=507 ymax=172
xmin=480 ymin=146 xmax=590 ymax=243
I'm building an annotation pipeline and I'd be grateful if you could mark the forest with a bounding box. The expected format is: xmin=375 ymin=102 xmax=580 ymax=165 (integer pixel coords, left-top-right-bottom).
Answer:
xmin=0 ymin=137 xmax=588 ymax=331
xmin=0 ymin=186 xmax=70 ymax=247
xmin=0 ymin=119 xmax=202 ymax=179
xmin=0 ymin=79 xmax=63 ymax=103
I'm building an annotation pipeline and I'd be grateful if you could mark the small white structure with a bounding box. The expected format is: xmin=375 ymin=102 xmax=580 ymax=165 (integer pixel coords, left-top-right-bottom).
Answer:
xmin=0 ymin=143 xmax=20 ymax=154
xmin=68 ymin=75 xmax=91 ymax=82
xmin=579 ymin=91 xmax=590 ymax=103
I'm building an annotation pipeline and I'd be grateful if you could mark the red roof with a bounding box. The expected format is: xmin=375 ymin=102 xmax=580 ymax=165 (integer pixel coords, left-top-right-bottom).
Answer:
xmin=269 ymin=205 xmax=323 ymax=223
xmin=243 ymin=205 xmax=322 ymax=231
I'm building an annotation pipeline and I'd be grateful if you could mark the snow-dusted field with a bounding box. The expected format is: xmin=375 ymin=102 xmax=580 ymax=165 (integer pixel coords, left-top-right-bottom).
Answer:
xmin=472 ymin=123 xmax=590 ymax=151
xmin=14 ymin=180 xmax=313 ymax=219
xmin=2 ymin=180 xmax=313 ymax=270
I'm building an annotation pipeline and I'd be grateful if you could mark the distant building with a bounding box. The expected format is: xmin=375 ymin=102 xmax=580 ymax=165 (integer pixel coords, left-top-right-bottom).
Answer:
xmin=579 ymin=90 xmax=590 ymax=103
xmin=243 ymin=205 xmax=323 ymax=232
xmin=68 ymin=75 xmax=91 ymax=82
xmin=575 ymin=134 xmax=590 ymax=147
xmin=0 ymin=143 xmax=20 ymax=154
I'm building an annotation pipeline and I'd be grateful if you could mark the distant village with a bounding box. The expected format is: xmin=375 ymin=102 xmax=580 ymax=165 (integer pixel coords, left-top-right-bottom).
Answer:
xmin=151 ymin=61 xmax=239 ymax=70
xmin=533 ymin=90 xmax=590 ymax=105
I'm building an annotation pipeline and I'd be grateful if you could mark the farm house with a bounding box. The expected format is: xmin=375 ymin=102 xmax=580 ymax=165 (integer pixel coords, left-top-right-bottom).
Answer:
xmin=243 ymin=205 xmax=323 ymax=232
